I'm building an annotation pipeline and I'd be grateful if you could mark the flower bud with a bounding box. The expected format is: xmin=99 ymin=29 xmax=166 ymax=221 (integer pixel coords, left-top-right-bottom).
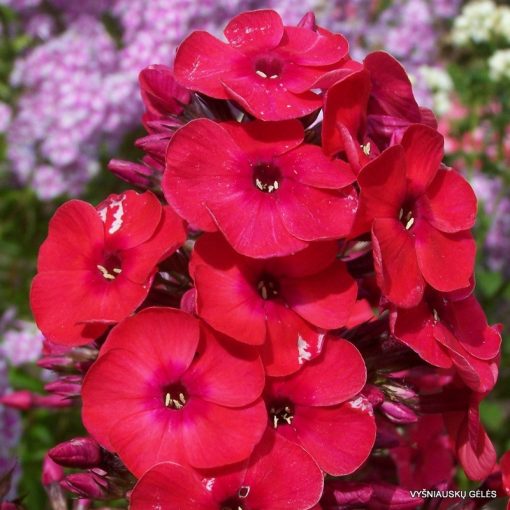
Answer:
xmin=0 ymin=391 xmax=32 ymax=410
xmin=107 ymin=159 xmax=153 ymax=187
xmin=44 ymin=376 xmax=82 ymax=397
xmin=380 ymin=401 xmax=418 ymax=424
xmin=42 ymin=455 xmax=64 ymax=486
xmin=361 ymin=384 xmax=385 ymax=407
xmin=323 ymin=480 xmax=373 ymax=507
xmin=37 ymin=356 xmax=74 ymax=371
xmin=49 ymin=437 xmax=102 ymax=469
xmin=60 ymin=472 xmax=109 ymax=500
xmin=384 ymin=383 xmax=418 ymax=401
xmin=371 ymin=482 xmax=423 ymax=509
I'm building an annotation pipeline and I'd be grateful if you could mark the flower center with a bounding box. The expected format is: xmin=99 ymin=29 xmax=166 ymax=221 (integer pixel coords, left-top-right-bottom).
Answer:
xmin=257 ymin=274 xmax=279 ymax=300
xmin=163 ymin=383 xmax=188 ymax=410
xmin=269 ymin=401 xmax=295 ymax=428
xmin=253 ymin=163 xmax=281 ymax=193
xmin=398 ymin=207 xmax=415 ymax=230
xmin=254 ymin=56 xmax=283 ymax=79
xmin=221 ymin=487 xmax=250 ymax=510
xmin=96 ymin=254 xmax=122 ymax=281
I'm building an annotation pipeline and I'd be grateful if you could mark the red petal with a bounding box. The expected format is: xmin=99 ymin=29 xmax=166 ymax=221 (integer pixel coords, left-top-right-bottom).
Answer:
xmin=182 ymin=326 xmax=265 ymax=406
xmin=209 ymin=188 xmax=308 ymax=258
xmin=322 ymin=70 xmax=371 ymax=156
xmin=262 ymin=302 xmax=324 ymax=376
xmin=357 ymin=145 xmax=407 ymax=225
xmin=99 ymin=308 xmax=200 ymax=376
xmin=364 ymin=52 xmax=421 ymax=122
xmin=222 ymin=119 xmax=304 ymax=156
xmin=269 ymin=338 xmax=366 ymax=406
xmin=292 ymin=398 xmax=376 ymax=475
xmin=372 ymin=218 xmax=424 ymax=308
xmin=442 ymin=295 xmax=501 ymax=360
xmin=277 ymin=181 xmax=358 ymax=241
xmin=30 ymin=271 xmax=146 ymax=346
xmin=194 ymin=263 xmax=266 ymax=346
xmin=278 ymin=144 xmax=356 ymax=189
xmin=414 ymin=220 xmax=475 ymax=292
xmin=191 ymin=235 xmax=266 ymax=345
xmin=223 ymin=76 xmax=322 ymax=121
xmin=181 ymin=398 xmax=267 ymax=469
xmin=131 ymin=463 xmax=214 ymax=510
xmin=224 ymin=10 xmax=284 ymax=51
xmin=98 ymin=190 xmax=162 ymax=251
xmin=243 ymin=430 xmax=324 ymax=510
xmin=267 ymin=240 xmax=338 ymax=278
xmin=457 ymin=406 xmax=497 ymax=481
xmin=127 ymin=206 xmax=185 ymax=281
xmin=109 ymin=402 xmax=186 ymax=476
xmin=163 ymin=119 xmax=247 ymax=232
xmin=419 ymin=169 xmax=477 ymax=233
xmin=434 ymin=325 xmax=498 ymax=392
xmin=37 ymin=200 xmax=104 ymax=272
xmin=281 ymin=261 xmax=357 ymax=329
xmin=391 ymin=305 xmax=453 ymax=368
xmin=277 ymin=26 xmax=348 ymax=66
xmin=400 ymin=124 xmax=444 ymax=198
xmin=174 ymin=31 xmax=242 ymax=98
xmin=82 ymin=349 xmax=163 ymax=452
xmin=139 ymin=65 xmax=190 ymax=119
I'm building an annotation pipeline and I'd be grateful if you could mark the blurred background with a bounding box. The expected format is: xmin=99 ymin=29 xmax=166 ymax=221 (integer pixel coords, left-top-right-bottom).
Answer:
xmin=0 ymin=0 xmax=509 ymax=507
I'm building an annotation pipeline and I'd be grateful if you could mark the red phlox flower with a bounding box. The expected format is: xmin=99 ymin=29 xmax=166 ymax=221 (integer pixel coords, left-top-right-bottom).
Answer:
xmin=189 ymin=233 xmax=358 ymax=376
xmin=391 ymin=292 xmax=501 ymax=393
xmin=164 ymin=118 xmax=357 ymax=258
xmin=30 ymin=191 xmax=185 ymax=346
xmin=129 ymin=430 xmax=323 ymax=510
xmin=265 ymin=338 xmax=376 ymax=475
xmin=174 ymin=10 xmax=354 ymax=121
xmin=354 ymin=124 xmax=477 ymax=307
xmin=81 ymin=307 xmax=267 ymax=476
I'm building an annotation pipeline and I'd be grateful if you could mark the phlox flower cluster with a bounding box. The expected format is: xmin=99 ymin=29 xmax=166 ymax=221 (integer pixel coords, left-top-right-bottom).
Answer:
xmin=24 ymin=9 xmax=509 ymax=509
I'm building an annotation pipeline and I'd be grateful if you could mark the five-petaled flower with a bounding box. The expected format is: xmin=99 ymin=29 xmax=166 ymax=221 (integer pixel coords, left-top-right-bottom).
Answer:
xmin=164 ymin=118 xmax=357 ymax=258
xmin=81 ymin=307 xmax=267 ymax=476
xmin=30 ymin=190 xmax=185 ymax=346
xmin=174 ymin=10 xmax=354 ymax=121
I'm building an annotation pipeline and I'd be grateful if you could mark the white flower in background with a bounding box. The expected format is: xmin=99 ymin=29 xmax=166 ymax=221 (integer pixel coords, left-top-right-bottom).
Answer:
xmin=489 ymin=49 xmax=510 ymax=81
xmin=494 ymin=5 xmax=510 ymax=43
xmin=451 ymin=0 xmax=498 ymax=46
xmin=419 ymin=66 xmax=453 ymax=115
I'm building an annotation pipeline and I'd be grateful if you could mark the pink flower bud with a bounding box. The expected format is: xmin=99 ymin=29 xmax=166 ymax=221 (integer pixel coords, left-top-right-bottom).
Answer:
xmin=107 ymin=159 xmax=152 ymax=187
xmin=44 ymin=376 xmax=82 ymax=397
xmin=60 ymin=472 xmax=108 ymax=500
xmin=49 ymin=437 xmax=102 ymax=469
xmin=371 ymin=482 xmax=423 ymax=509
xmin=42 ymin=455 xmax=64 ymax=486
xmin=0 ymin=391 xmax=33 ymax=410
xmin=380 ymin=401 xmax=418 ymax=424
xmin=361 ymin=384 xmax=385 ymax=407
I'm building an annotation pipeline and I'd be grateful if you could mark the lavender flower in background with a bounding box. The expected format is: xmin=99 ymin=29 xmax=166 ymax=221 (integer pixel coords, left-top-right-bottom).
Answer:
xmin=471 ymin=174 xmax=510 ymax=277
xmin=0 ymin=359 xmax=22 ymax=499
xmin=1 ymin=318 xmax=43 ymax=367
